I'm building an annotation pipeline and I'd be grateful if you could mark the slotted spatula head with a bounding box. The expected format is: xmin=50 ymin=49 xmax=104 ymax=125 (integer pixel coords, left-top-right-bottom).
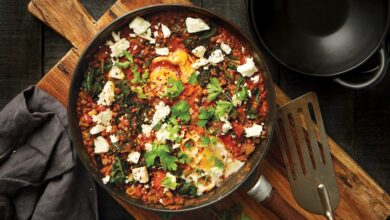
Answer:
xmin=276 ymin=92 xmax=339 ymax=216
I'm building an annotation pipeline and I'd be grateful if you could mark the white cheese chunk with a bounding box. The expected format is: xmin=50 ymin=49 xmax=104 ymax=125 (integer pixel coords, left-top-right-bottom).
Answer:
xmin=97 ymin=81 xmax=115 ymax=106
xmin=221 ymin=119 xmax=232 ymax=134
xmin=92 ymin=109 xmax=112 ymax=126
xmin=109 ymin=38 xmax=130 ymax=58
xmin=172 ymin=143 xmax=181 ymax=149
xmin=138 ymin=28 xmax=156 ymax=44
xmin=94 ymin=136 xmax=110 ymax=154
xmin=161 ymin=24 xmax=171 ymax=38
xmin=156 ymin=123 xmax=170 ymax=143
xmin=109 ymin=135 xmax=118 ymax=143
xmin=237 ymin=57 xmax=258 ymax=77
xmin=142 ymin=102 xmax=170 ymax=136
xmin=155 ymin=47 xmax=169 ymax=56
xmin=220 ymin=43 xmax=232 ymax=54
xmin=153 ymin=31 xmax=159 ymax=38
xmin=191 ymin=46 xmax=207 ymax=58
xmin=90 ymin=124 xmax=106 ymax=135
xmin=247 ymin=90 xmax=252 ymax=97
xmin=102 ymin=175 xmax=110 ymax=184
xmin=129 ymin=33 xmax=136 ymax=38
xmin=108 ymin=65 xmax=125 ymax=80
xmin=111 ymin=31 xmax=121 ymax=42
xmin=185 ymin=17 xmax=210 ymax=33
xmin=191 ymin=58 xmax=209 ymax=69
xmin=127 ymin=151 xmax=141 ymax=164
xmin=144 ymin=143 xmax=153 ymax=152
xmin=132 ymin=166 xmax=149 ymax=183
xmin=245 ymin=123 xmax=263 ymax=137
xmin=251 ymin=75 xmax=259 ymax=83
xmin=129 ymin=16 xmax=151 ymax=35
xmin=208 ymin=49 xmax=224 ymax=64
xmin=231 ymin=94 xmax=242 ymax=107
xmin=224 ymin=160 xmax=244 ymax=178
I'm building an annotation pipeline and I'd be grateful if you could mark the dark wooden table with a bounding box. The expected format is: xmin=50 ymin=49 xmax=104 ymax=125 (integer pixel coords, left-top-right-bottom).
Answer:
xmin=1 ymin=0 xmax=389 ymax=219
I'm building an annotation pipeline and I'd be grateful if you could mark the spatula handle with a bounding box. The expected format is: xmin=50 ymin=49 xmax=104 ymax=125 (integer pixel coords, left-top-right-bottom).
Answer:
xmin=247 ymin=175 xmax=306 ymax=220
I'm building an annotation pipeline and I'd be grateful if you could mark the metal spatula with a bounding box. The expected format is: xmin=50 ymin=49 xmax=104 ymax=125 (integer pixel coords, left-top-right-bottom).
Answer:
xmin=276 ymin=92 xmax=340 ymax=220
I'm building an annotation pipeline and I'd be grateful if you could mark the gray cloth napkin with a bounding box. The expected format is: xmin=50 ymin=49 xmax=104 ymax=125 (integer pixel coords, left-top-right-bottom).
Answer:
xmin=0 ymin=86 xmax=98 ymax=220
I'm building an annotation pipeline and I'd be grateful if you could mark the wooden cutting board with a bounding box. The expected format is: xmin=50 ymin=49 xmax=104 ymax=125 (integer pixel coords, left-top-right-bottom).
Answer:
xmin=28 ymin=0 xmax=390 ymax=219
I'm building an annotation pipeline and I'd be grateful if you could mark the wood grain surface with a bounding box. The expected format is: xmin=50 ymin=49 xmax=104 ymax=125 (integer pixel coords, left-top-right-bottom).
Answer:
xmin=23 ymin=0 xmax=390 ymax=219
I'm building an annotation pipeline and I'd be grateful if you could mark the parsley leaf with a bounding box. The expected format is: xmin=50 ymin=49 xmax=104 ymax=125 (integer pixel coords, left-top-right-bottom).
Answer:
xmin=161 ymin=175 xmax=177 ymax=190
xmin=178 ymin=152 xmax=190 ymax=164
xmin=132 ymin=69 xmax=149 ymax=84
xmin=144 ymin=142 xmax=178 ymax=171
xmin=197 ymin=107 xmax=215 ymax=127
xmin=215 ymin=100 xmax=233 ymax=120
xmin=235 ymin=87 xmax=249 ymax=102
xmin=206 ymin=78 xmax=223 ymax=101
xmin=166 ymin=117 xmax=181 ymax=142
xmin=171 ymin=100 xmax=191 ymax=123
xmin=188 ymin=72 xmax=198 ymax=85
xmin=115 ymin=61 xmax=131 ymax=69
xmin=200 ymin=136 xmax=211 ymax=146
xmin=166 ymin=77 xmax=184 ymax=98
xmin=110 ymin=156 xmax=126 ymax=184
xmin=177 ymin=182 xmax=198 ymax=196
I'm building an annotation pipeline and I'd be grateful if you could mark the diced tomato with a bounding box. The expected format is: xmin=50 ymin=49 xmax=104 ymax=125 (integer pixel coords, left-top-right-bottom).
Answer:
xmin=83 ymin=114 xmax=93 ymax=124
xmin=220 ymin=135 xmax=241 ymax=157
xmin=232 ymin=122 xmax=245 ymax=139
xmin=152 ymin=171 xmax=166 ymax=189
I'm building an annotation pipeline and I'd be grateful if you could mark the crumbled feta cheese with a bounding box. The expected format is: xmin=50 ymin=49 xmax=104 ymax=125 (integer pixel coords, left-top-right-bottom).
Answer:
xmin=94 ymin=136 xmax=110 ymax=154
xmin=185 ymin=17 xmax=210 ymax=33
xmin=142 ymin=102 xmax=170 ymax=136
xmin=155 ymin=47 xmax=169 ymax=56
xmin=108 ymin=66 xmax=125 ymax=80
xmin=132 ymin=166 xmax=149 ymax=183
xmin=129 ymin=16 xmax=151 ymax=35
xmin=248 ymin=90 xmax=252 ymax=97
xmin=245 ymin=123 xmax=263 ymax=137
xmin=224 ymin=160 xmax=244 ymax=178
xmin=109 ymin=38 xmax=130 ymax=58
xmin=231 ymin=94 xmax=242 ymax=107
xmin=172 ymin=143 xmax=181 ymax=149
xmin=138 ymin=28 xmax=156 ymax=44
xmin=90 ymin=124 xmax=106 ymax=135
xmin=129 ymin=33 xmax=136 ymax=38
xmin=208 ymin=49 xmax=224 ymax=64
xmin=191 ymin=45 xmax=206 ymax=58
xmin=153 ymin=31 xmax=159 ymax=38
xmin=102 ymin=175 xmax=110 ymax=184
xmin=220 ymin=43 xmax=232 ymax=54
xmin=127 ymin=151 xmax=141 ymax=164
xmin=156 ymin=123 xmax=170 ymax=143
xmin=92 ymin=109 xmax=112 ymax=126
xmin=105 ymin=40 xmax=114 ymax=46
xmin=160 ymin=24 xmax=171 ymax=38
xmin=237 ymin=57 xmax=258 ymax=77
xmin=191 ymin=58 xmax=209 ymax=69
xmin=111 ymin=31 xmax=121 ymax=42
xmin=110 ymin=135 xmax=118 ymax=143
xmin=221 ymin=119 xmax=232 ymax=134
xmin=144 ymin=143 xmax=153 ymax=151
xmin=97 ymin=81 xmax=115 ymax=106
xmin=251 ymin=75 xmax=259 ymax=83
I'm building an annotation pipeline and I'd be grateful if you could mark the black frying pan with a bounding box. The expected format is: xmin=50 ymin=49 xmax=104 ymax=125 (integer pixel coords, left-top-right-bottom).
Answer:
xmin=68 ymin=5 xmax=279 ymax=213
xmin=248 ymin=0 xmax=390 ymax=89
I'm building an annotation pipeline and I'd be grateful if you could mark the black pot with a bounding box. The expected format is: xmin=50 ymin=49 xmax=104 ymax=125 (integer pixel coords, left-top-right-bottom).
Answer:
xmin=247 ymin=0 xmax=390 ymax=89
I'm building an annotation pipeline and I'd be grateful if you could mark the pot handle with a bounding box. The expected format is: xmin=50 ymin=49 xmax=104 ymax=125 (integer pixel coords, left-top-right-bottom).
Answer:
xmin=333 ymin=45 xmax=388 ymax=89
xmin=247 ymin=175 xmax=306 ymax=220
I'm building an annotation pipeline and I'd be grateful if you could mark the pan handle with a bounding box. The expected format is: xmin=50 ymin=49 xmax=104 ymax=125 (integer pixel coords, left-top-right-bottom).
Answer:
xmin=333 ymin=45 xmax=388 ymax=89
xmin=247 ymin=175 xmax=306 ymax=220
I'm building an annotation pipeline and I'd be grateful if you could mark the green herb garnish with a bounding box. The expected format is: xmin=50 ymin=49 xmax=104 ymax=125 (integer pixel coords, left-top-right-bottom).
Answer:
xmin=171 ymin=100 xmax=191 ymax=123
xmin=197 ymin=107 xmax=215 ymax=127
xmin=178 ymin=152 xmax=190 ymax=164
xmin=144 ymin=142 xmax=178 ymax=171
xmin=161 ymin=175 xmax=177 ymax=190
xmin=200 ymin=136 xmax=211 ymax=146
xmin=206 ymin=77 xmax=223 ymax=101
xmin=215 ymin=100 xmax=233 ymax=119
xmin=110 ymin=156 xmax=126 ymax=184
xmin=188 ymin=72 xmax=199 ymax=85
xmin=177 ymin=182 xmax=198 ymax=196
xmin=166 ymin=77 xmax=184 ymax=98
